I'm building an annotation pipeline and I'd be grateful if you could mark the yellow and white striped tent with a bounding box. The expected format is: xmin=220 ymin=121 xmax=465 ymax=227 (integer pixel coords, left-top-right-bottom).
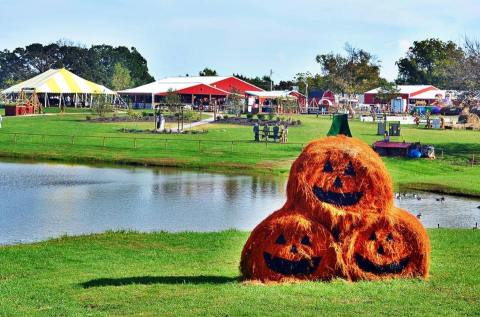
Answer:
xmin=1 ymin=68 xmax=115 ymax=94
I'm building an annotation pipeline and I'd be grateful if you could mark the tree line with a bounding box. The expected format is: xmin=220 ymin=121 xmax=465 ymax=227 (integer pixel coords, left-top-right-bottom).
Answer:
xmin=0 ymin=40 xmax=154 ymax=90
xmin=2 ymin=38 xmax=479 ymax=96
xmin=205 ymin=38 xmax=480 ymax=97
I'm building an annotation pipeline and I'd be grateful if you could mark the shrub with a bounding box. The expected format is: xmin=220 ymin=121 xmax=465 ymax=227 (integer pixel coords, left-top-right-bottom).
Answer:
xmin=246 ymin=113 xmax=253 ymax=120
xmin=86 ymin=115 xmax=91 ymax=121
xmin=257 ymin=114 xmax=265 ymax=121
xmin=183 ymin=109 xmax=196 ymax=121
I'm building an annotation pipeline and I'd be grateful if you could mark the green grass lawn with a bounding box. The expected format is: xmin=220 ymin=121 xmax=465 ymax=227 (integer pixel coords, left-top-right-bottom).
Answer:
xmin=0 ymin=112 xmax=479 ymax=196
xmin=0 ymin=230 xmax=479 ymax=316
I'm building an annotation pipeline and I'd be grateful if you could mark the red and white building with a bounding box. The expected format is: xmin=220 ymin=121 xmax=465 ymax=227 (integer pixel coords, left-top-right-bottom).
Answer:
xmin=245 ymin=90 xmax=306 ymax=113
xmin=119 ymin=76 xmax=263 ymax=109
xmin=364 ymin=85 xmax=446 ymax=110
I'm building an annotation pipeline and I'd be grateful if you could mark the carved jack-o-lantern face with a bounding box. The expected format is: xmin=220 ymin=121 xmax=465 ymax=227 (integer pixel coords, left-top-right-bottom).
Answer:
xmin=286 ymin=136 xmax=393 ymax=227
xmin=312 ymin=155 xmax=364 ymax=207
xmin=344 ymin=208 xmax=430 ymax=281
xmin=241 ymin=212 xmax=337 ymax=282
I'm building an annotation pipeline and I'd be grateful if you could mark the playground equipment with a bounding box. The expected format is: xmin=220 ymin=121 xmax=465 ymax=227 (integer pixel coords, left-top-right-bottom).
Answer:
xmin=4 ymin=88 xmax=42 ymax=116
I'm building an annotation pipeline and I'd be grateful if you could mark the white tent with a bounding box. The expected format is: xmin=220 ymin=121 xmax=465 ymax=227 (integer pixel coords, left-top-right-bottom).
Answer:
xmin=2 ymin=68 xmax=116 ymax=108
xmin=2 ymin=68 xmax=114 ymax=94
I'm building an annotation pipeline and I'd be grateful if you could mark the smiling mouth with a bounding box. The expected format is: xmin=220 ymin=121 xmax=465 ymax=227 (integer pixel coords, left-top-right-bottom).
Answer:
xmin=263 ymin=252 xmax=321 ymax=275
xmin=312 ymin=186 xmax=363 ymax=206
xmin=354 ymin=253 xmax=409 ymax=275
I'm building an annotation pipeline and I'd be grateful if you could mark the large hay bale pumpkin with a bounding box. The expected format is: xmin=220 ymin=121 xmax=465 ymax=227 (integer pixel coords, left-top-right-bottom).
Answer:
xmin=240 ymin=211 xmax=338 ymax=282
xmin=285 ymin=135 xmax=394 ymax=235
xmin=342 ymin=207 xmax=430 ymax=281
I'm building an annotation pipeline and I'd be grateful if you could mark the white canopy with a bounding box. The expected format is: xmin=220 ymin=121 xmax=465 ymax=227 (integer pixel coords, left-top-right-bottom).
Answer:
xmin=2 ymin=68 xmax=115 ymax=94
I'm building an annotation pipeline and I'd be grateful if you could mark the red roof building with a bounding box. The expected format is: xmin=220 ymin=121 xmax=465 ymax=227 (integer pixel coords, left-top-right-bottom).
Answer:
xmin=119 ymin=76 xmax=263 ymax=109
xmin=364 ymin=85 xmax=443 ymax=105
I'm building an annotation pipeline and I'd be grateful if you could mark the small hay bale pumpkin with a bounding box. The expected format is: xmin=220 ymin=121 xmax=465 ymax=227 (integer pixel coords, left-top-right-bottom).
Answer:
xmin=285 ymin=135 xmax=394 ymax=234
xmin=240 ymin=211 xmax=338 ymax=282
xmin=343 ymin=207 xmax=430 ymax=281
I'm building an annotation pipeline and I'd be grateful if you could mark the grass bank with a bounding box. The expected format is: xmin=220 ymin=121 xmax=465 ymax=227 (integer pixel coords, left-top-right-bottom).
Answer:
xmin=0 ymin=112 xmax=479 ymax=196
xmin=0 ymin=230 xmax=479 ymax=316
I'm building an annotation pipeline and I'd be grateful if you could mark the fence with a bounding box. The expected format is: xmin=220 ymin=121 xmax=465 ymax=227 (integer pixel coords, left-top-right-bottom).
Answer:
xmin=0 ymin=131 xmax=478 ymax=166
xmin=0 ymin=132 xmax=306 ymax=158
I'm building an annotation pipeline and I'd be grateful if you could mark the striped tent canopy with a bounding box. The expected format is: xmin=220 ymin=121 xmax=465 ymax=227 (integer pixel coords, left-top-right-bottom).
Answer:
xmin=2 ymin=68 xmax=115 ymax=94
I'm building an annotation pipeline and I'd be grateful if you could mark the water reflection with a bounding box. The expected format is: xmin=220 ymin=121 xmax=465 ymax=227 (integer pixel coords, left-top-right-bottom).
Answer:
xmin=0 ymin=161 xmax=478 ymax=245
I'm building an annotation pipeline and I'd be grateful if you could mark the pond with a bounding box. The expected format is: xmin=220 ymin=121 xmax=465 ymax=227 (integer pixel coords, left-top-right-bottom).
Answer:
xmin=0 ymin=161 xmax=479 ymax=245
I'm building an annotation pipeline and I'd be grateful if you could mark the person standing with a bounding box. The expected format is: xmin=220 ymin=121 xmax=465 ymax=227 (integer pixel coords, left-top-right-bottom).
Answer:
xmin=156 ymin=111 xmax=161 ymax=131
xmin=159 ymin=113 xmax=165 ymax=131
xmin=273 ymin=123 xmax=279 ymax=142
xmin=263 ymin=123 xmax=269 ymax=141
xmin=253 ymin=122 xmax=260 ymax=142
xmin=282 ymin=125 xmax=288 ymax=143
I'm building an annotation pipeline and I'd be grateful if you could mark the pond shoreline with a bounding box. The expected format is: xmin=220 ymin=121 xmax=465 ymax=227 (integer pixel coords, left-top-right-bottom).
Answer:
xmin=1 ymin=153 xmax=479 ymax=199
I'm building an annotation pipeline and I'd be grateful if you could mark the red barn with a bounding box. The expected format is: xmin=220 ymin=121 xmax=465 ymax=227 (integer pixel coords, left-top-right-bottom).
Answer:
xmin=119 ymin=76 xmax=263 ymax=109
xmin=364 ymin=85 xmax=442 ymax=106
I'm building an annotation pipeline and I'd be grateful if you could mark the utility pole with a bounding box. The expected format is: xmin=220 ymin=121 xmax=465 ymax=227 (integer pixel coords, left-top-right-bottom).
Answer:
xmin=269 ymin=69 xmax=274 ymax=91
xmin=304 ymin=78 xmax=309 ymax=113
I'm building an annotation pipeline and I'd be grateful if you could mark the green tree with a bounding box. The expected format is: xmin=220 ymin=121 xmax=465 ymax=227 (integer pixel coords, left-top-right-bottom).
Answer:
xmin=316 ymin=44 xmax=384 ymax=95
xmin=91 ymin=95 xmax=113 ymax=117
xmin=199 ymin=68 xmax=218 ymax=76
xmin=165 ymin=88 xmax=181 ymax=105
xmin=232 ymin=73 xmax=272 ymax=90
xmin=111 ymin=63 xmax=132 ymax=91
xmin=227 ymin=87 xmax=244 ymax=117
xmin=0 ymin=42 xmax=154 ymax=89
xmin=375 ymin=82 xmax=400 ymax=104
xmin=396 ymin=38 xmax=464 ymax=88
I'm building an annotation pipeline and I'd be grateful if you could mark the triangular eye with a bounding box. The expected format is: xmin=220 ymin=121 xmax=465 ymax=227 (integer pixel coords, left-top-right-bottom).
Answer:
xmin=275 ymin=234 xmax=286 ymax=245
xmin=344 ymin=162 xmax=356 ymax=176
xmin=386 ymin=233 xmax=394 ymax=241
xmin=301 ymin=235 xmax=311 ymax=246
xmin=369 ymin=232 xmax=377 ymax=241
xmin=323 ymin=161 xmax=333 ymax=172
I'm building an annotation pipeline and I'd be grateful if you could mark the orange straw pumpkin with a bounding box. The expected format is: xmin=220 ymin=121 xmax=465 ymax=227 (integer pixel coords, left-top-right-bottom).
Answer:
xmin=240 ymin=211 xmax=338 ymax=282
xmin=343 ymin=207 xmax=430 ymax=281
xmin=285 ymin=135 xmax=394 ymax=237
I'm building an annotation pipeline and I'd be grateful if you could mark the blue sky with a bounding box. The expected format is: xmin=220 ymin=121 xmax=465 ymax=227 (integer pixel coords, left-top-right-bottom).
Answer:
xmin=0 ymin=0 xmax=479 ymax=82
